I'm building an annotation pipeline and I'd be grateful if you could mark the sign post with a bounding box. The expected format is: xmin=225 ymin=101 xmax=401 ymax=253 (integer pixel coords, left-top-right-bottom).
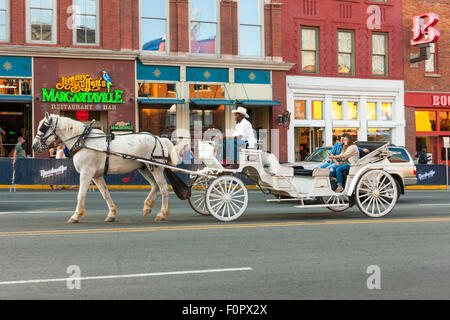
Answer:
xmin=444 ymin=137 xmax=449 ymax=190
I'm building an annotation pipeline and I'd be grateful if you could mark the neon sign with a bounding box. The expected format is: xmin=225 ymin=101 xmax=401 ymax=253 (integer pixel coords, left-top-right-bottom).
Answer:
xmin=411 ymin=12 xmax=440 ymax=46
xmin=41 ymin=71 xmax=124 ymax=104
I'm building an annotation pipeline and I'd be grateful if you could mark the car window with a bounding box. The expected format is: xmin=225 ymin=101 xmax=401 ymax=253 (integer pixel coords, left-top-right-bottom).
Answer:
xmin=389 ymin=147 xmax=410 ymax=163
xmin=304 ymin=148 xmax=330 ymax=162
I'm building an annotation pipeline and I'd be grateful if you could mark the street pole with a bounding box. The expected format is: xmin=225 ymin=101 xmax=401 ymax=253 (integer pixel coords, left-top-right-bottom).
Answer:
xmin=444 ymin=137 xmax=449 ymax=190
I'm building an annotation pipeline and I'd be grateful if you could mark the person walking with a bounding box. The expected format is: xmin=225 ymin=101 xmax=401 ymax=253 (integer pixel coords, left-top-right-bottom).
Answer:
xmin=12 ymin=136 xmax=26 ymax=164
xmin=418 ymin=147 xmax=429 ymax=164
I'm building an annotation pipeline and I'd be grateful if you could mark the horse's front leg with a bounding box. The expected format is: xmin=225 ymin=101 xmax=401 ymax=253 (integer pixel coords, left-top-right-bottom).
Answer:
xmin=92 ymin=176 xmax=119 ymax=222
xmin=152 ymin=167 xmax=170 ymax=222
xmin=68 ymin=169 xmax=94 ymax=223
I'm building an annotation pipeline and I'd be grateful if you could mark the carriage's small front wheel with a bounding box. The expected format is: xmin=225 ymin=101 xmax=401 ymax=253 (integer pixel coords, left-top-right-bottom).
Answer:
xmin=206 ymin=175 xmax=249 ymax=222
xmin=355 ymin=170 xmax=398 ymax=218
xmin=320 ymin=195 xmax=350 ymax=212
xmin=188 ymin=177 xmax=210 ymax=216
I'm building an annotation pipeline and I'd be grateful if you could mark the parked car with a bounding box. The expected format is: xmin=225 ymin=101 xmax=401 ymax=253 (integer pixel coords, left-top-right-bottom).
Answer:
xmin=293 ymin=143 xmax=417 ymax=198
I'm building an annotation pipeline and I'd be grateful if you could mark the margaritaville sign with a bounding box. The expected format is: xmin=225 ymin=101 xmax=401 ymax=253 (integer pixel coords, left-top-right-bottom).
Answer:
xmin=41 ymin=71 xmax=124 ymax=104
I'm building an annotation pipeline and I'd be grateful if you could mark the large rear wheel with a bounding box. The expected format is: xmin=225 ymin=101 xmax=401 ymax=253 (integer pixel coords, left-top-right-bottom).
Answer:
xmin=355 ymin=170 xmax=398 ymax=218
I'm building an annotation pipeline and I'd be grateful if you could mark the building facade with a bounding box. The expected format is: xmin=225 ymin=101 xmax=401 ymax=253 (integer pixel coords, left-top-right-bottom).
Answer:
xmin=0 ymin=0 xmax=292 ymax=160
xmin=403 ymin=0 xmax=450 ymax=164
xmin=282 ymin=0 xmax=405 ymax=162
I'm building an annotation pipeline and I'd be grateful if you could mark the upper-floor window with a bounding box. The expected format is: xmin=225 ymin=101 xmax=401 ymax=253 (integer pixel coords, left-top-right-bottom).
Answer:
xmin=239 ymin=0 xmax=263 ymax=57
xmin=425 ymin=42 xmax=437 ymax=73
xmin=190 ymin=0 xmax=219 ymax=55
xmin=141 ymin=0 xmax=168 ymax=52
xmin=301 ymin=27 xmax=319 ymax=73
xmin=337 ymin=30 xmax=354 ymax=75
xmin=27 ymin=0 xmax=57 ymax=43
xmin=372 ymin=32 xmax=388 ymax=76
xmin=73 ymin=0 xmax=99 ymax=45
xmin=0 ymin=0 xmax=9 ymax=42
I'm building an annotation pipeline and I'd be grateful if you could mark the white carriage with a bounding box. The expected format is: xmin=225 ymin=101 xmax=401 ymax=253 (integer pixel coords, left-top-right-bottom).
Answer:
xmin=188 ymin=140 xmax=399 ymax=222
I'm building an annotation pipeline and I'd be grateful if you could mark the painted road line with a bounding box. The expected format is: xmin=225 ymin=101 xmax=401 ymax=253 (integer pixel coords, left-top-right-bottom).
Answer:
xmin=0 ymin=267 xmax=253 ymax=286
xmin=0 ymin=210 xmax=73 ymax=215
xmin=417 ymin=203 xmax=450 ymax=206
xmin=1 ymin=217 xmax=450 ymax=237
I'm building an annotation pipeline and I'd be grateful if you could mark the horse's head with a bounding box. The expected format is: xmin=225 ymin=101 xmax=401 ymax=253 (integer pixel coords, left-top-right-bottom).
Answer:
xmin=32 ymin=112 xmax=60 ymax=153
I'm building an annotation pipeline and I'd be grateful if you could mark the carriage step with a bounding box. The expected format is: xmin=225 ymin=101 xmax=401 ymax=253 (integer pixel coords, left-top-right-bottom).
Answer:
xmin=294 ymin=204 xmax=349 ymax=209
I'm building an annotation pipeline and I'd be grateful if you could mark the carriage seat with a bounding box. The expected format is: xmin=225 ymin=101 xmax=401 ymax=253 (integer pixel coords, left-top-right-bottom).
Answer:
xmin=293 ymin=166 xmax=329 ymax=177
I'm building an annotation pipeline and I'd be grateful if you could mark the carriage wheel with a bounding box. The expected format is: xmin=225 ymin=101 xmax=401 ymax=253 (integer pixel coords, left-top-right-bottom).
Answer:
xmin=320 ymin=195 xmax=350 ymax=212
xmin=355 ymin=170 xmax=398 ymax=218
xmin=188 ymin=177 xmax=210 ymax=216
xmin=206 ymin=175 xmax=249 ymax=222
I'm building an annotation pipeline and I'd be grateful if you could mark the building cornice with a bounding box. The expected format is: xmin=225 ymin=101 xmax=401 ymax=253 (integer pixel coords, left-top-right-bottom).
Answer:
xmin=139 ymin=54 xmax=295 ymax=71
xmin=0 ymin=46 xmax=140 ymax=60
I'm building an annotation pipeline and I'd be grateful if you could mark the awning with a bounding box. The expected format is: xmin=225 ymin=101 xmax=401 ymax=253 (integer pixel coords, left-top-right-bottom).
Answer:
xmin=0 ymin=95 xmax=33 ymax=102
xmin=190 ymin=99 xmax=235 ymax=105
xmin=138 ymin=98 xmax=185 ymax=105
xmin=235 ymin=99 xmax=281 ymax=106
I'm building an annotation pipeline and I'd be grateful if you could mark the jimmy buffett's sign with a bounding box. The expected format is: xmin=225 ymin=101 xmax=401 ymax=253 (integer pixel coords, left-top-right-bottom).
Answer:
xmin=41 ymin=71 xmax=124 ymax=104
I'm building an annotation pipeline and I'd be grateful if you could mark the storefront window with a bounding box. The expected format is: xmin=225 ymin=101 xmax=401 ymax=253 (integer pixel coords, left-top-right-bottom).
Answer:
xmin=138 ymin=82 xmax=176 ymax=98
xmin=415 ymin=111 xmax=436 ymax=131
xmin=0 ymin=78 xmax=32 ymax=95
xmin=366 ymin=102 xmax=376 ymax=120
xmin=332 ymin=128 xmax=358 ymax=140
xmin=189 ymin=84 xmax=224 ymax=99
xmin=312 ymin=101 xmax=323 ymax=120
xmin=294 ymin=100 xmax=306 ymax=120
xmin=347 ymin=102 xmax=358 ymax=120
xmin=440 ymin=112 xmax=450 ymax=131
xmin=189 ymin=105 xmax=225 ymax=135
xmin=141 ymin=0 xmax=167 ymax=52
xmin=239 ymin=0 xmax=262 ymax=57
xmin=368 ymin=128 xmax=392 ymax=142
xmin=381 ymin=102 xmax=392 ymax=121
xmin=190 ymin=0 xmax=218 ymax=55
xmin=140 ymin=106 xmax=176 ymax=138
xmin=332 ymin=101 xmax=342 ymax=120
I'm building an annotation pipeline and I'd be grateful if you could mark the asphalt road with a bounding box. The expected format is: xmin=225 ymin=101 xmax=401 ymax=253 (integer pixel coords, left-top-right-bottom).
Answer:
xmin=0 ymin=189 xmax=449 ymax=300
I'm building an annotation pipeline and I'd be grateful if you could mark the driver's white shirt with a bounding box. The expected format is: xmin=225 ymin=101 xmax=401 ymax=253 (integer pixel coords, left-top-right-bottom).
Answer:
xmin=233 ymin=118 xmax=256 ymax=148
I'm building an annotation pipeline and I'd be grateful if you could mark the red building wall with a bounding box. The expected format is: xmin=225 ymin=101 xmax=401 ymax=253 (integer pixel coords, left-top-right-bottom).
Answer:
xmin=282 ymin=0 xmax=404 ymax=79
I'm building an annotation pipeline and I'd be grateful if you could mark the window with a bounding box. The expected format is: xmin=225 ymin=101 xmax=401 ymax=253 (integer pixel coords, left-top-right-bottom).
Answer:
xmin=368 ymin=128 xmax=392 ymax=143
xmin=301 ymin=27 xmax=319 ymax=73
xmin=189 ymin=84 xmax=224 ymax=99
xmin=312 ymin=101 xmax=323 ymax=120
xmin=389 ymin=147 xmax=410 ymax=163
xmin=0 ymin=0 xmax=9 ymax=42
xmin=440 ymin=112 xmax=450 ymax=131
xmin=381 ymin=103 xmax=392 ymax=121
xmin=0 ymin=78 xmax=32 ymax=95
xmin=347 ymin=102 xmax=358 ymax=120
xmin=27 ymin=0 xmax=56 ymax=43
xmin=294 ymin=100 xmax=306 ymax=119
xmin=337 ymin=30 xmax=354 ymax=75
xmin=141 ymin=0 xmax=168 ymax=52
xmin=239 ymin=0 xmax=263 ymax=57
xmin=332 ymin=101 xmax=343 ymax=120
xmin=415 ymin=111 xmax=436 ymax=132
xmin=425 ymin=42 xmax=437 ymax=73
xmin=372 ymin=33 xmax=388 ymax=76
xmin=73 ymin=0 xmax=98 ymax=45
xmin=138 ymin=82 xmax=176 ymax=98
xmin=190 ymin=0 xmax=218 ymax=55
xmin=366 ymin=102 xmax=377 ymax=120
xmin=140 ymin=106 xmax=176 ymax=138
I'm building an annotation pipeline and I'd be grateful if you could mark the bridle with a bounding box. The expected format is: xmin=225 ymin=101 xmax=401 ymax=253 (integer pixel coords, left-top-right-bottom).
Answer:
xmin=36 ymin=116 xmax=60 ymax=151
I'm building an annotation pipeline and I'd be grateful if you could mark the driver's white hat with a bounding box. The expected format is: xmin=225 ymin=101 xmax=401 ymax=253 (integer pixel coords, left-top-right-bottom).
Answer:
xmin=232 ymin=106 xmax=249 ymax=118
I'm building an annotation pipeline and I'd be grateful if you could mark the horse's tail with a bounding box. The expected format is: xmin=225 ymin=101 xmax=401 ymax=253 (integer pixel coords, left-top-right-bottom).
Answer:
xmin=163 ymin=138 xmax=181 ymax=167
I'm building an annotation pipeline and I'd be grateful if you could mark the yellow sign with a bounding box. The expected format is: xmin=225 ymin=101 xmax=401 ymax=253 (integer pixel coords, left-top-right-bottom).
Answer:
xmin=55 ymin=74 xmax=107 ymax=93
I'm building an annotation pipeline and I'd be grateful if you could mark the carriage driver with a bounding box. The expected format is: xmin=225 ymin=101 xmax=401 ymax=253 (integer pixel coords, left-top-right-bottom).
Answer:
xmin=223 ymin=107 xmax=256 ymax=168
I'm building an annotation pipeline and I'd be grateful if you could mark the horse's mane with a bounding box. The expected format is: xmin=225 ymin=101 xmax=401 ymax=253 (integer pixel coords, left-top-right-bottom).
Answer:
xmin=54 ymin=115 xmax=86 ymax=136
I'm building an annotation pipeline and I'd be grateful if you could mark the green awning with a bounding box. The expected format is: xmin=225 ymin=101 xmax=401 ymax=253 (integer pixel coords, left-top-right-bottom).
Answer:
xmin=138 ymin=98 xmax=185 ymax=104
xmin=190 ymin=99 xmax=235 ymax=105
xmin=235 ymin=99 xmax=281 ymax=106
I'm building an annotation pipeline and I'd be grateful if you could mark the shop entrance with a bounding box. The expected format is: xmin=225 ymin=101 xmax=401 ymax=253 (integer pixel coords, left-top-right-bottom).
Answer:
xmin=294 ymin=127 xmax=324 ymax=161
xmin=0 ymin=102 xmax=32 ymax=157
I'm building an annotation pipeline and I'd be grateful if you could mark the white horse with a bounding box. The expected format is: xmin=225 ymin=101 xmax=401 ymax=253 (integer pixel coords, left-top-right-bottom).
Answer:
xmin=32 ymin=113 xmax=184 ymax=223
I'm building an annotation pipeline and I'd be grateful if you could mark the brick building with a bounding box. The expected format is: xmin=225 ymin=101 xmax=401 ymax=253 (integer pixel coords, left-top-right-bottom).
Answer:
xmin=0 ymin=0 xmax=292 ymax=160
xmin=403 ymin=0 xmax=450 ymax=164
xmin=282 ymin=0 xmax=405 ymax=162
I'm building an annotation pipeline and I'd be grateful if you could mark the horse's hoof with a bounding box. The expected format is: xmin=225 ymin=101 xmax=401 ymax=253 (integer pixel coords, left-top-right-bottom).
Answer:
xmin=154 ymin=215 xmax=165 ymax=222
xmin=67 ymin=218 xmax=79 ymax=223
xmin=105 ymin=216 xmax=116 ymax=222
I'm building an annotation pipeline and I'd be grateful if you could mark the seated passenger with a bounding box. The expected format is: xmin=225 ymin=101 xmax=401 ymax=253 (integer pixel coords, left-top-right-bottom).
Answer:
xmin=328 ymin=135 xmax=360 ymax=193
xmin=320 ymin=134 xmax=368 ymax=170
